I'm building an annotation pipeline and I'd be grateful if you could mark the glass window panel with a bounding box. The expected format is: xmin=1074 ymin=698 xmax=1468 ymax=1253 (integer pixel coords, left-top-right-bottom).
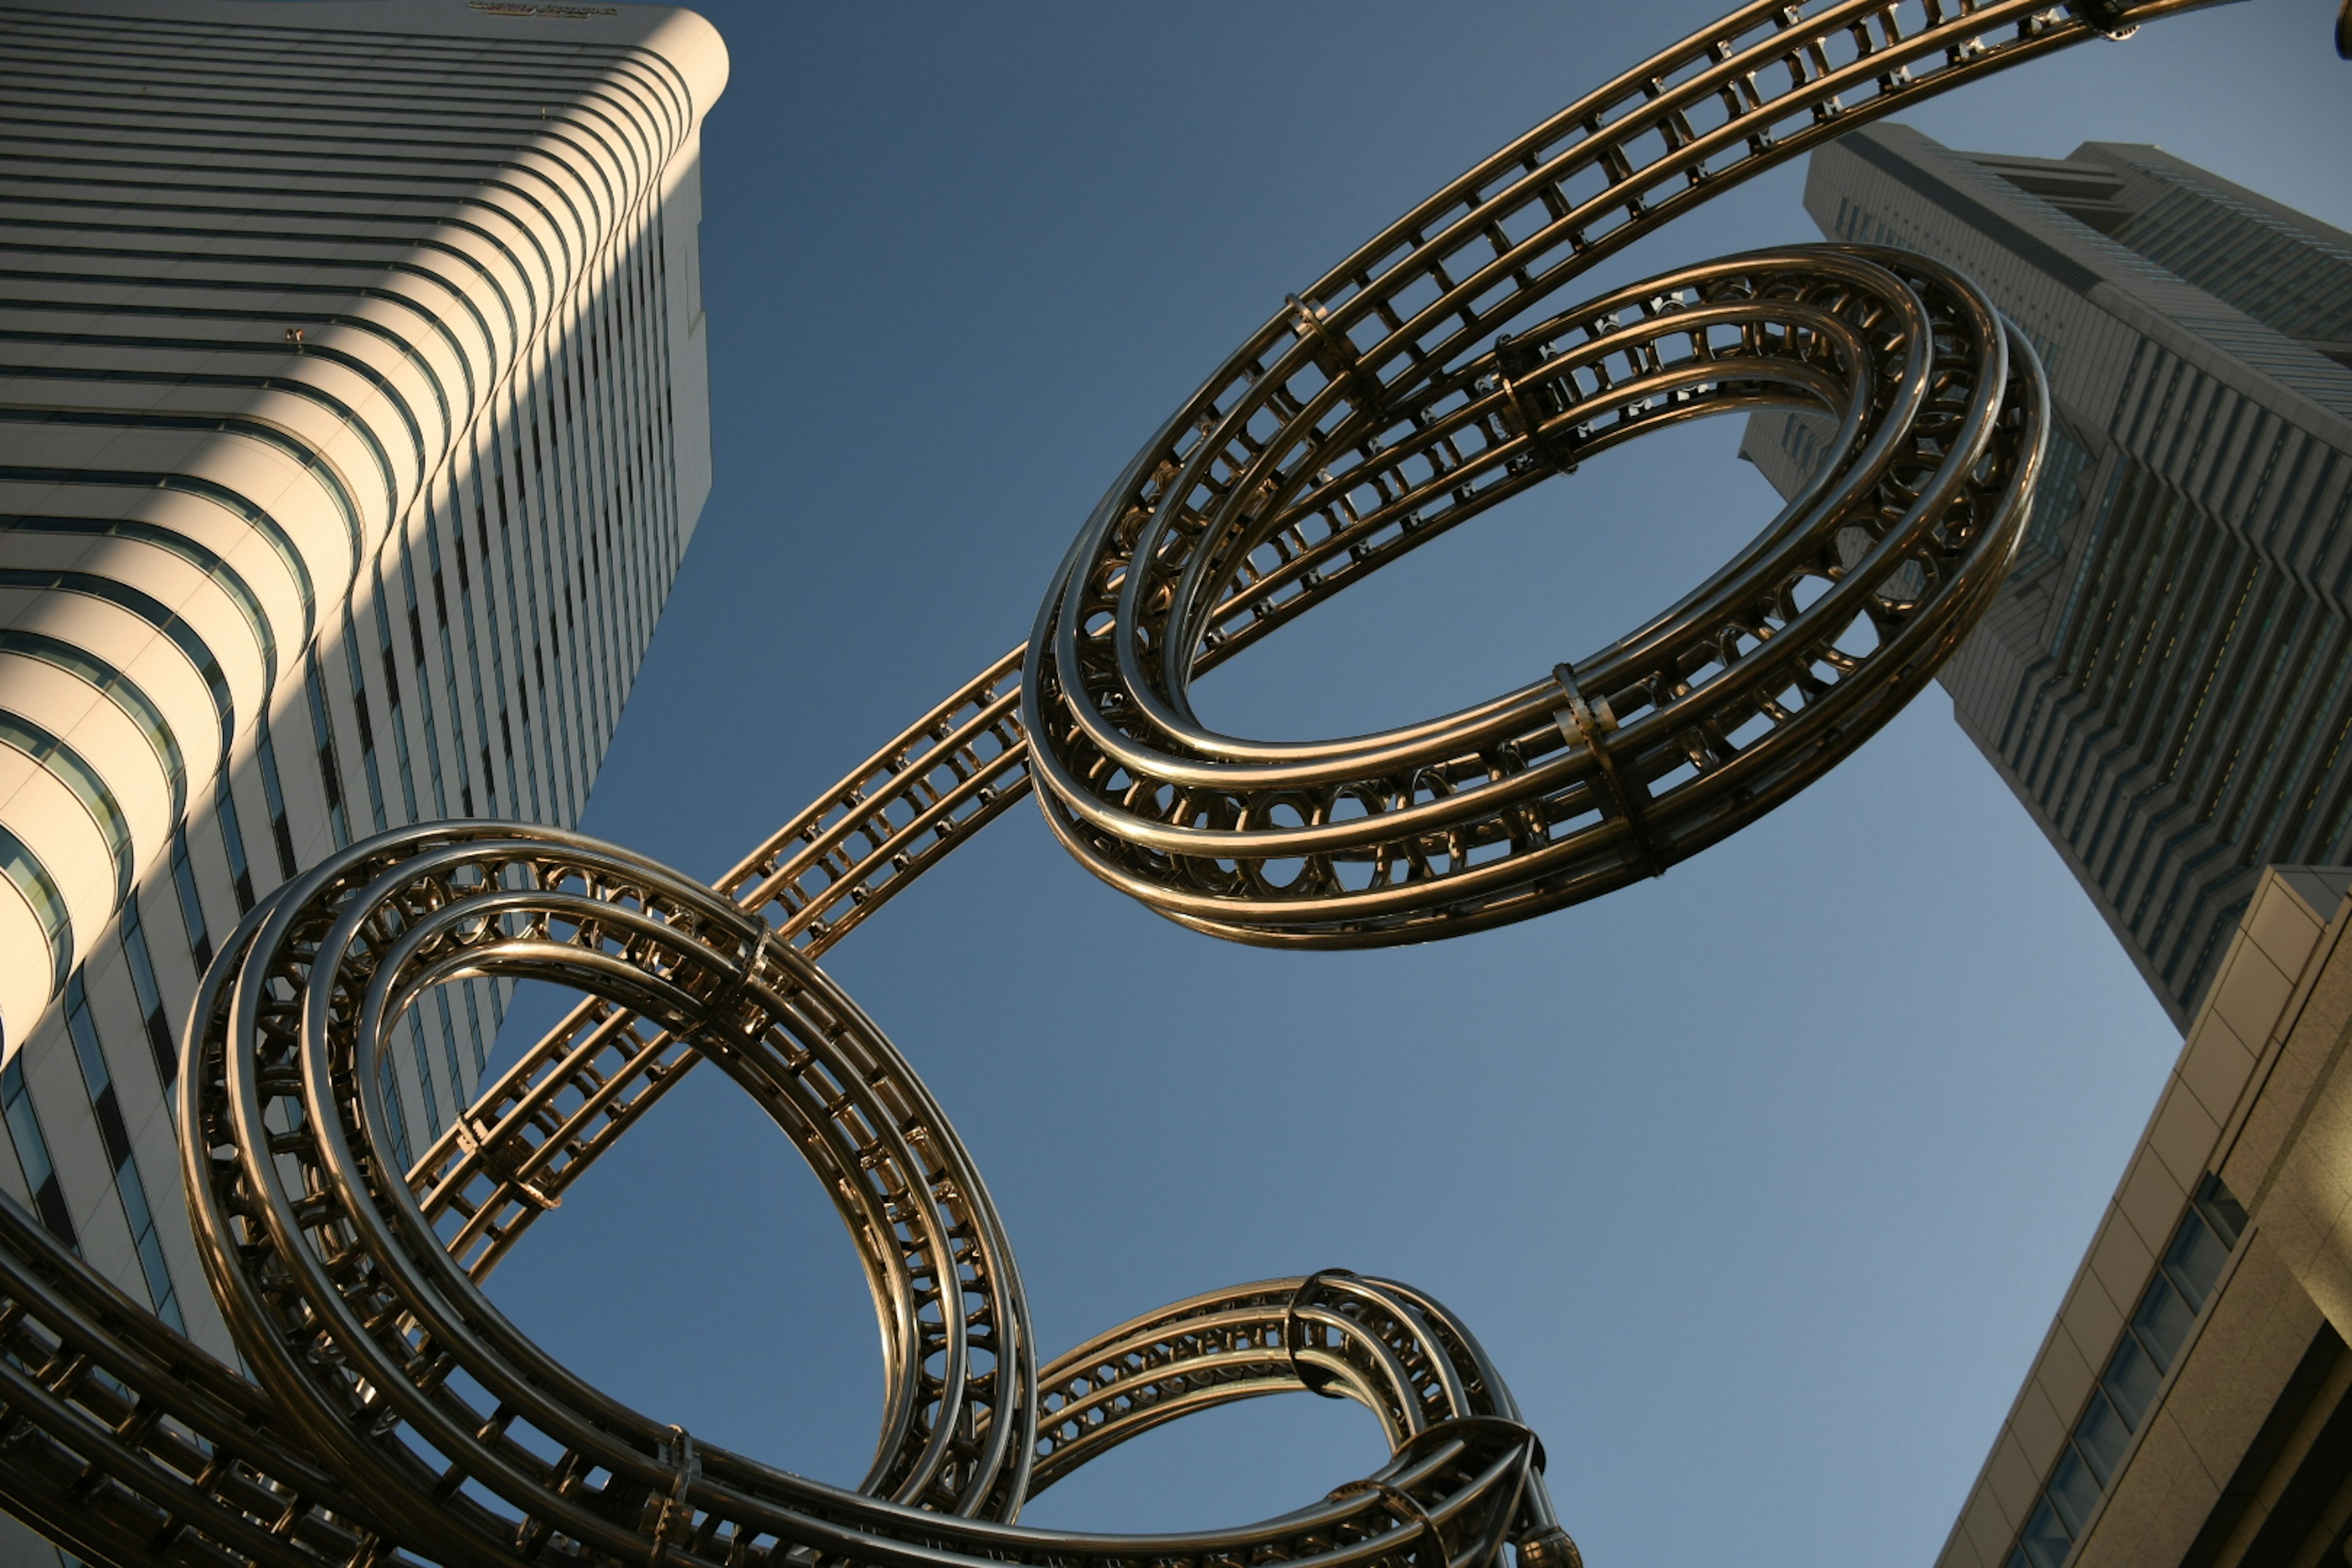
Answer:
xmin=2134 ymin=1275 xmax=2196 ymax=1370
xmin=2164 ymin=1215 xmax=2229 ymax=1312
xmin=2195 ymin=1173 xmax=2249 ymax=1249
xmin=2072 ymin=1389 xmax=2132 ymax=1483
xmin=2020 ymin=1497 xmax=2074 ymax=1568
xmin=2047 ymin=1446 xmax=2103 ymax=1536
xmin=2103 ymin=1336 xmax=2161 ymax=1428
xmin=0 ymin=1061 xmax=54 ymax=1191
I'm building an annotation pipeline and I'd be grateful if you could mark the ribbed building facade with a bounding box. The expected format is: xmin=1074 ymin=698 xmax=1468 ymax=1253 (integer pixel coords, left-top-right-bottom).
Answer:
xmin=1741 ymin=125 xmax=2352 ymax=1030
xmin=0 ymin=0 xmax=723 ymax=1480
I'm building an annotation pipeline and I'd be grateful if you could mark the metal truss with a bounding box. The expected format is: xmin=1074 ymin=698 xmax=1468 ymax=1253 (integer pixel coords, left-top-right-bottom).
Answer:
xmin=0 ymin=1 xmax=2242 ymax=1564
xmin=1028 ymin=246 xmax=2043 ymax=944
xmin=173 ymin=827 xmax=1555 ymax=1568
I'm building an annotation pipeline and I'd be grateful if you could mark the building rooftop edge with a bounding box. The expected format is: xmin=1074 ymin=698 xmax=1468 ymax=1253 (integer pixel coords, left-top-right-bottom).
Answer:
xmin=2 ymin=0 xmax=729 ymax=116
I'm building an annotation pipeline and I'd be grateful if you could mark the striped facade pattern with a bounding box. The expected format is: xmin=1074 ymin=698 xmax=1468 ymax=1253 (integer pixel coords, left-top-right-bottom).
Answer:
xmin=1741 ymin=124 xmax=2352 ymax=1034
xmin=0 ymin=0 xmax=722 ymax=1438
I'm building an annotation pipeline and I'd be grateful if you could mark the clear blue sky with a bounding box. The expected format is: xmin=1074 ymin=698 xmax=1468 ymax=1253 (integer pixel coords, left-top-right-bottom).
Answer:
xmin=480 ymin=5 xmax=2351 ymax=1565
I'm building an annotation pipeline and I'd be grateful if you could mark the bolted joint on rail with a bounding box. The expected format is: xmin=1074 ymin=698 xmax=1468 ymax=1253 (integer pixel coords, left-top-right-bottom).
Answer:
xmin=1288 ymin=293 xmax=1387 ymax=421
xmin=1493 ymin=334 xmax=1584 ymax=475
xmin=1517 ymin=1527 xmax=1585 ymax=1568
xmin=1553 ymin=664 xmax=1663 ymax=880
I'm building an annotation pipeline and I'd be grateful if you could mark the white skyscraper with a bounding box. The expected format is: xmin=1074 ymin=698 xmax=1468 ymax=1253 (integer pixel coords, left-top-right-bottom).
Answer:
xmin=0 ymin=13 xmax=723 ymax=1554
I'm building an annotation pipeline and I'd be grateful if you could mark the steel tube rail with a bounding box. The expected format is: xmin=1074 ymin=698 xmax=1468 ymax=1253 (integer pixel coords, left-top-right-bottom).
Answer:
xmin=179 ymin=825 xmax=1557 ymax=1568
xmin=0 ymin=2 xmax=2252 ymax=1563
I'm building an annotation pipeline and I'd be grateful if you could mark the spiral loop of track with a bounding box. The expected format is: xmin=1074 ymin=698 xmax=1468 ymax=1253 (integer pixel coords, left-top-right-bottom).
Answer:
xmin=178 ymin=824 xmax=1558 ymax=1568
xmin=1025 ymin=247 xmax=2044 ymax=944
xmin=0 ymin=4 xmax=2244 ymax=1564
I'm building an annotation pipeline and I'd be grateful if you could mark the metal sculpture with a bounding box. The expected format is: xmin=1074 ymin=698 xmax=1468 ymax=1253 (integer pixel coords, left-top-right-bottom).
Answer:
xmin=0 ymin=1 xmax=2240 ymax=1564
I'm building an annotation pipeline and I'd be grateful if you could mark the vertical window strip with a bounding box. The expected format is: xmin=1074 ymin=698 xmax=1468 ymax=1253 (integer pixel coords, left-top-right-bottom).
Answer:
xmin=2179 ymin=573 xmax=2283 ymax=796
xmin=2114 ymin=504 xmax=2213 ymax=744
xmin=526 ymin=367 xmax=594 ymax=779
xmin=2023 ymin=429 xmax=2093 ymax=566
xmin=2163 ymin=374 xmax=2220 ymax=484
xmin=2277 ymin=451 xmax=2342 ymax=572
xmin=396 ymin=523 xmax=451 ymax=817
xmin=2220 ymin=616 xmax=2328 ymax=844
xmin=62 ymin=974 xmax=181 ymax=1330
xmin=645 ymin=227 xmax=686 ymax=576
xmin=488 ymin=433 xmax=541 ymax=818
xmin=0 ymin=1058 xmax=74 ymax=1246
xmin=505 ymin=388 xmax=574 ymax=817
xmin=407 ymin=1011 xmax=442 ymax=1139
xmin=425 ymin=506 xmax=479 ymax=818
xmin=304 ymin=650 xmax=350 ymax=850
xmin=2222 ymin=416 xmax=2280 ymax=522
xmin=445 ymin=473 xmax=495 ymax=815
xmin=2101 ymin=486 xmax=2191 ymax=726
xmin=168 ymin=827 xmax=212 ymax=974
xmin=2278 ymin=685 xmax=2352 ymax=861
xmin=594 ymin=277 xmax=655 ymax=673
xmin=213 ymin=764 xmax=255 ymax=912
xmin=2138 ymin=358 xmax=2187 ymax=465
xmin=2257 ymin=434 xmax=2317 ymax=545
xmin=467 ymin=463 xmax=520 ymax=813
xmin=462 ymin=978 xmax=487 ymax=1074
xmin=559 ymin=334 xmax=619 ymax=743
xmin=2199 ymin=596 xmax=2308 ymax=823
xmin=2243 ymin=430 xmax=2297 ymax=527
xmin=371 ymin=563 xmax=423 ymax=821
xmin=377 ymin=1058 xmax=413 ymax=1175
xmin=2160 ymin=561 xmax=2262 ymax=788
xmin=341 ymin=607 xmax=390 ymax=834
xmin=2094 ymin=503 xmax=2168 ymax=709
xmin=2161 ymin=372 xmax=2217 ymax=485
xmin=456 ymin=560 xmax=490 ymax=813
xmin=2194 ymin=396 xmax=2251 ymax=513
xmin=538 ymin=364 xmax=602 ymax=790
xmin=435 ymin=988 xmax=467 ymax=1101
xmin=2107 ymin=341 xmax=2153 ymax=446
xmin=254 ymin=717 xmax=298 ymax=881
xmin=119 ymin=897 xmax=174 ymax=1091
xmin=2078 ymin=483 xmax=2162 ymax=710
xmin=2051 ymin=461 xmax=2129 ymax=656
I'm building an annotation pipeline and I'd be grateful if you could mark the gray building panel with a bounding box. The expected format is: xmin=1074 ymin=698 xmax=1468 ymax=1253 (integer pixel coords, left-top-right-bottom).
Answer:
xmin=1742 ymin=123 xmax=2352 ymax=1031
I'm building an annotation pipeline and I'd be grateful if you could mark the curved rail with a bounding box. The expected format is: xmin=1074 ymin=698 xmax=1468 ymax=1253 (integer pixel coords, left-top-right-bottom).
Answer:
xmin=0 ymin=1 xmax=2246 ymax=1562
xmin=180 ymin=826 xmax=1559 ymax=1568
xmin=1028 ymin=247 xmax=2042 ymax=943
xmin=400 ymin=0 xmax=2204 ymax=1294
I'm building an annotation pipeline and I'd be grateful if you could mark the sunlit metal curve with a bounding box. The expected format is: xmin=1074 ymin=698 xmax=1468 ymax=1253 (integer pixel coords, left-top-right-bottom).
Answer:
xmin=0 ymin=2 xmax=2244 ymax=1564
xmin=165 ymin=825 xmax=1560 ymax=1567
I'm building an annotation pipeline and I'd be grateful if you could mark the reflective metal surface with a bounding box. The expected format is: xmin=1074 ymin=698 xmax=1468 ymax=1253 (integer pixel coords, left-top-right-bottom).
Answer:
xmin=0 ymin=1 xmax=2239 ymax=1562
xmin=1028 ymin=247 xmax=2043 ymax=943
xmin=163 ymin=826 xmax=1559 ymax=1566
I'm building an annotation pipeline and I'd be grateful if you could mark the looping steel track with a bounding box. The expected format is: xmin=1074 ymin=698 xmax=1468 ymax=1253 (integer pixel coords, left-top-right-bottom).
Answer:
xmin=0 ymin=2 xmax=2236 ymax=1562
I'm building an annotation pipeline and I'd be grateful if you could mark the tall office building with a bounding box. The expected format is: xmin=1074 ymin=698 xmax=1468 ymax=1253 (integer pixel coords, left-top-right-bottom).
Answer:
xmin=1741 ymin=126 xmax=2352 ymax=1030
xmin=0 ymin=0 xmax=722 ymax=1461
